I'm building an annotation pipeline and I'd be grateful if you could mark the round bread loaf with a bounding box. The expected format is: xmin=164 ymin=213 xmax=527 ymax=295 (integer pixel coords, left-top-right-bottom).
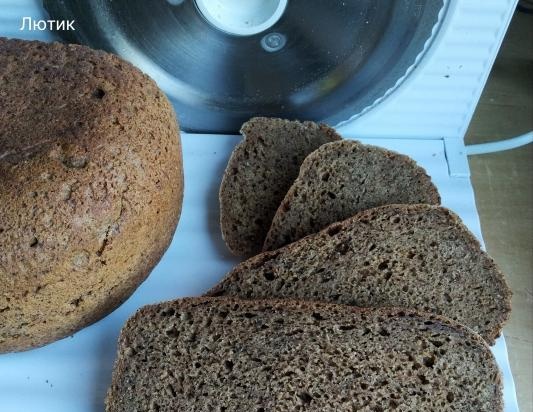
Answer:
xmin=0 ymin=38 xmax=184 ymax=352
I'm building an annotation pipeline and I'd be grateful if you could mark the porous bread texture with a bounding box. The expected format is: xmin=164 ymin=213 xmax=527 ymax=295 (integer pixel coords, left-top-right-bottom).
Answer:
xmin=263 ymin=139 xmax=441 ymax=250
xmin=219 ymin=117 xmax=341 ymax=257
xmin=209 ymin=204 xmax=512 ymax=344
xmin=0 ymin=38 xmax=183 ymax=352
xmin=106 ymin=297 xmax=502 ymax=412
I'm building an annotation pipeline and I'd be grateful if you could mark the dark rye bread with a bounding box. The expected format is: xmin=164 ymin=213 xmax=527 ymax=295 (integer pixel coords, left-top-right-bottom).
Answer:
xmin=209 ymin=204 xmax=512 ymax=344
xmin=0 ymin=38 xmax=183 ymax=352
xmin=106 ymin=297 xmax=502 ymax=411
xmin=263 ymin=139 xmax=440 ymax=251
xmin=220 ymin=117 xmax=341 ymax=256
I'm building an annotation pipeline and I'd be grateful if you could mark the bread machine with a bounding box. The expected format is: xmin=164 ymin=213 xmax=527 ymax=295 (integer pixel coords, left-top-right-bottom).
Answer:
xmin=0 ymin=0 xmax=523 ymax=410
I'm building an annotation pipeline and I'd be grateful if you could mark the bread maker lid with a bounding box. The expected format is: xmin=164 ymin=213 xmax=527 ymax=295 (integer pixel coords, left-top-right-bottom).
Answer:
xmin=44 ymin=0 xmax=446 ymax=133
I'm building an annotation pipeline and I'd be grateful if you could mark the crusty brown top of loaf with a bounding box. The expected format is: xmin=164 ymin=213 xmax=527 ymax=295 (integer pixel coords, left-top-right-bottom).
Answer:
xmin=0 ymin=38 xmax=183 ymax=352
xmin=106 ymin=297 xmax=502 ymax=411
xmin=263 ymin=139 xmax=441 ymax=250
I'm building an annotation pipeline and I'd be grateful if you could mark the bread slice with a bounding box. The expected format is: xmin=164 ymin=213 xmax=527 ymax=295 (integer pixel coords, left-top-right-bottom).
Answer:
xmin=106 ymin=297 xmax=502 ymax=411
xmin=220 ymin=117 xmax=341 ymax=256
xmin=209 ymin=204 xmax=511 ymax=343
xmin=263 ymin=139 xmax=440 ymax=250
xmin=0 ymin=38 xmax=183 ymax=352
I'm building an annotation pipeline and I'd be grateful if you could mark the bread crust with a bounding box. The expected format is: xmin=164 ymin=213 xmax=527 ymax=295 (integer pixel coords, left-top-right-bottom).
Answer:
xmin=0 ymin=38 xmax=183 ymax=352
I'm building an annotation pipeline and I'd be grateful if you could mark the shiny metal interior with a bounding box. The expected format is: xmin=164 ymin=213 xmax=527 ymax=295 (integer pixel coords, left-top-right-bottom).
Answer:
xmin=44 ymin=0 xmax=446 ymax=133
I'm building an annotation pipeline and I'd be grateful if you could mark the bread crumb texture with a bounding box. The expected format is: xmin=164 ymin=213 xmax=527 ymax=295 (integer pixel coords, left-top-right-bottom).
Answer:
xmin=220 ymin=117 xmax=341 ymax=257
xmin=264 ymin=140 xmax=441 ymax=250
xmin=106 ymin=297 xmax=502 ymax=412
xmin=210 ymin=204 xmax=512 ymax=344
xmin=0 ymin=38 xmax=183 ymax=352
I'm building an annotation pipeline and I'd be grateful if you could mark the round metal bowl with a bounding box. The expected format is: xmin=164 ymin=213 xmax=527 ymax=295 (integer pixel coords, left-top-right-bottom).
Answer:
xmin=44 ymin=0 xmax=446 ymax=133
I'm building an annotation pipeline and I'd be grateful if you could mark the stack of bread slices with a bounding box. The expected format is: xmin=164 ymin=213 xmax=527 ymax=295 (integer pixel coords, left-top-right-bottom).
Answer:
xmin=107 ymin=118 xmax=512 ymax=411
